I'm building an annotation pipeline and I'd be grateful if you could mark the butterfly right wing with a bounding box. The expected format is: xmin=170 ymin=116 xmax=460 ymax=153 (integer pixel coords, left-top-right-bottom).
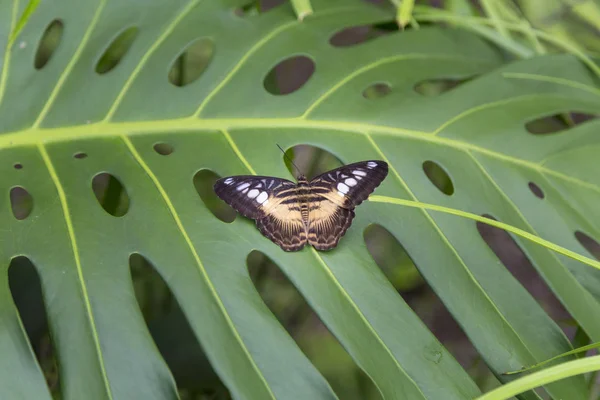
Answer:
xmin=213 ymin=175 xmax=308 ymax=251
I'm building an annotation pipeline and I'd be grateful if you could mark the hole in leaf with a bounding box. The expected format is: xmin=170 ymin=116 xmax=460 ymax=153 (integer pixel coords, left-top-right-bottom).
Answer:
xmin=477 ymin=214 xmax=572 ymax=327
xmin=10 ymin=186 xmax=33 ymax=220
xmin=364 ymin=224 xmax=423 ymax=292
xmin=34 ymin=19 xmax=64 ymax=70
xmin=73 ymin=152 xmax=87 ymax=159
xmin=422 ymin=161 xmax=454 ymax=195
xmin=526 ymin=112 xmax=596 ymax=135
xmin=234 ymin=0 xmax=286 ymax=15
xmin=130 ymin=253 xmax=227 ymax=396
xmin=9 ymin=256 xmax=61 ymax=396
xmin=575 ymin=231 xmax=600 ymax=261
xmin=247 ymin=250 xmax=381 ymax=399
xmin=264 ymin=55 xmax=315 ymax=95
xmin=363 ymin=82 xmax=391 ymax=99
xmin=413 ymin=77 xmax=472 ymax=96
xmin=329 ymin=21 xmax=399 ymax=47
xmin=92 ymin=173 xmax=130 ymax=217
xmin=363 ymin=225 xmax=484 ymax=371
xmin=528 ymin=182 xmax=544 ymax=199
xmin=193 ymin=169 xmax=236 ymax=223
xmin=168 ymin=38 xmax=214 ymax=87
xmin=153 ymin=143 xmax=174 ymax=156
xmin=283 ymin=144 xmax=343 ymax=180
xmin=95 ymin=27 xmax=139 ymax=74
xmin=14 ymin=163 xmax=23 ymax=170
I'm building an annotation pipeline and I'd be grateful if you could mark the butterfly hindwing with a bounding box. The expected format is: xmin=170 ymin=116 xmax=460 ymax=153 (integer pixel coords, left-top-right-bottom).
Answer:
xmin=214 ymin=175 xmax=307 ymax=251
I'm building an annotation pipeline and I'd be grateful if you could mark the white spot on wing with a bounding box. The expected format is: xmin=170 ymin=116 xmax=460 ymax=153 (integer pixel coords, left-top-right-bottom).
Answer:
xmin=367 ymin=161 xmax=377 ymax=169
xmin=256 ymin=192 xmax=269 ymax=204
xmin=247 ymin=189 xmax=259 ymax=198
xmin=337 ymin=182 xmax=349 ymax=194
xmin=237 ymin=182 xmax=250 ymax=191
xmin=345 ymin=178 xmax=357 ymax=187
xmin=341 ymin=174 xmax=348 ymax=178
xmin=268 ymin=180 xmax=274 ymax=189
xmin=353 ymin=170 xmax=366 ymax=176
xmin=224 ymin=178 xmax=234 ymax=185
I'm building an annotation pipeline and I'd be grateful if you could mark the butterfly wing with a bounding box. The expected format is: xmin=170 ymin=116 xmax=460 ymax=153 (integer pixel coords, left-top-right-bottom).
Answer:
xmin=307 ymin=161 xmax=388 ymax=250
xmin=213 ymin=175 xmax=308 ymax=251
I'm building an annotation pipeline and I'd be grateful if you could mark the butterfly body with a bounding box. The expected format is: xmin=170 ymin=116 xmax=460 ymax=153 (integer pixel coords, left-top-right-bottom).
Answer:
xmin=214 ymin=161 xmax=388 ymax=252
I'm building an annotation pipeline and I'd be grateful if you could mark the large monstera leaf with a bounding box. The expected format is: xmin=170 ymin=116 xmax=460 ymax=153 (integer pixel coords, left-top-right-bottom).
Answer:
xmin=1 ymin=0 xmax=600 ymax=399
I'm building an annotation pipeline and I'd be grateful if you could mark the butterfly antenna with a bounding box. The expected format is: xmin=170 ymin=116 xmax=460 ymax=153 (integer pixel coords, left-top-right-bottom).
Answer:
xmin=277 ymin=144 xmax=304 ymax=178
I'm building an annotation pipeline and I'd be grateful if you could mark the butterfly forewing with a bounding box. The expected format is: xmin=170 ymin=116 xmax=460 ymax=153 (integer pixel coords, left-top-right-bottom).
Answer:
xmin=214 ymin=175 xmax=308 ymax=251
xmin=309 ymin=161 xmax=389 ymax=207
xmin=213 ymin=161 xmax=388 ymax=252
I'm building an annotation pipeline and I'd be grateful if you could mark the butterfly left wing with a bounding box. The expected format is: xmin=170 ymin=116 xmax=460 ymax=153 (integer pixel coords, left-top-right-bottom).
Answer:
xmin=213 ymin=175 xmax=308 ymax=251
xmin=307 ymin=161 xmax=388 ymax=250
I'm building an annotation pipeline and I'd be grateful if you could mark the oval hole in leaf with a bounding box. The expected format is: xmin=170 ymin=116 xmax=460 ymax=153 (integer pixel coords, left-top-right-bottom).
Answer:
xmin=526 ymin=112 xmax=596 ymax=135
xmin=363 ymin=82 xmax=391 ymax=99
xmin=14 ymin=163 xmax=23 ymax=170
xmin=528 ymin=182 xmax=544 ymax=199
xmin=364 ymin=224 xmax=423 ymax=291
xmin=34 ymin=19 xmax=64 ymax=69
xmin=477 ymin=214 xmax=571 ymax=324
xmin=283 ymin=144 xmax=343 ymax=180
xmin=247 ymin=250 xmax=381 ymax=399
xmin=575 ymin=231 xmax=600 ymax=261
xmin=10 ymin=186 xmax=33 ymax=220
xmin=74 ymin=152 xmax=87 ymax=159
xmin=193 ymin=169 xmax=236 ymax=223
xmin=422 ymin=161 xmax=454 ymax=195
xmin=168 ymin=37 xmax=215 ymax=87
xmin=264 ymin=55 xmax=315 ymax=95
xmin=413 ymin=77 xmax=471 ymax=96
xmin=9 ymin=256 xmax=61 ymax=396
xmin=92 ymin=173 xmax=130 ymax=217
xmin=329 ymin=21 xmax=398 ymax=47
xmin=129 ymin=253 xmax=225 ymax=394
xmin=95 ymin=27 xmax=139 ymax=74
xmin=153 ymin=142 xmax=174 ymax=156
xmin=234 ymin=0 xmax=286 ymax=16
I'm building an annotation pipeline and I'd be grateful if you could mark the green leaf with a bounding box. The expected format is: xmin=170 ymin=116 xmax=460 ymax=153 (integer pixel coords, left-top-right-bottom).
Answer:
xmin=0 ymin=0 xmax=599 ymax=399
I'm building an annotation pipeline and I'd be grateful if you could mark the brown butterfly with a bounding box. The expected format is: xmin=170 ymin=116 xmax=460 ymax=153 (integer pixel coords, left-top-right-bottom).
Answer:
xmin=214 ymin=161 xmax=388 ymax=251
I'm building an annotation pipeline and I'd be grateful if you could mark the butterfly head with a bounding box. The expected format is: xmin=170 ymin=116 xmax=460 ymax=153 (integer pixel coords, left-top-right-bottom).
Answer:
xmin=296 ymin=174 xmax=309 ymax=185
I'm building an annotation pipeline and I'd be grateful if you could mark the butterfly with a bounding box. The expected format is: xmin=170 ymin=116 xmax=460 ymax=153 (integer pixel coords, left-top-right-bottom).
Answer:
xmin=214 ymin=161 xmax=389 ymax=251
